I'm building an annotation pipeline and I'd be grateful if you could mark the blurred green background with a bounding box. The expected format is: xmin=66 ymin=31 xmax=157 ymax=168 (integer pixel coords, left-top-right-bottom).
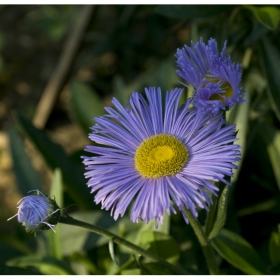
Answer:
xmin=0 ymin=4 xmax=280 ymax=275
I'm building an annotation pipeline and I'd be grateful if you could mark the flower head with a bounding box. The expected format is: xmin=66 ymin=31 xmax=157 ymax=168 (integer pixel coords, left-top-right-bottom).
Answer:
xmin=82 ymin=87 xmax=241 ymax=227
xmin=8 ymin=191 xmax=60 ymax=234
xmin=175 ymin=38 xmax=246 ymax=114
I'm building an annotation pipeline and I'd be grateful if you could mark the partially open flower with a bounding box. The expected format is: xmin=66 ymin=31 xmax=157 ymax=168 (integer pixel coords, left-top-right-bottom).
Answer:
xmin=175 ymin=38 xmax=246 ymax=114
xmin=8 ymin=191 xmax=61 ymax=235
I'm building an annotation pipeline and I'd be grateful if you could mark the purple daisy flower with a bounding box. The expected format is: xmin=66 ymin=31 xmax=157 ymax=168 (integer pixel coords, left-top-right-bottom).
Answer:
xmin=82 ymin=87 xmax=241 ymax=227
xmin=8 ymin=191 xmax=60 ymax=234
xmin=175 ymin=38 xmax=246 ymax=114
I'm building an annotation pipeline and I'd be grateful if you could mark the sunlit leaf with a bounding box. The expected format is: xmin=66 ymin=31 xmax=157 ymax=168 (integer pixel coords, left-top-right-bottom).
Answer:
xmin=47 ymin=168 xmax=63 ymax=259
xmin=7 ymin=125 xmax=42 ymax=195
xmin=120 ymin=268 xmax=141 ymax=275
xmin=119 ymin=212 xmax=170 ymax=255
xmin=212 ymin=228 xmax=266 ymax=275
xmin=245 ymin=5 xmax=280 ymax=30
xmin=140 ymin=231 xmax=180 ymax=264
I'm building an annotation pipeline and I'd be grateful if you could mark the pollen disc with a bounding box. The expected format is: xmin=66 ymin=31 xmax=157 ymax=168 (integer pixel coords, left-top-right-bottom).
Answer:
xmin=134 ymin=134 xmax=189 ymax=178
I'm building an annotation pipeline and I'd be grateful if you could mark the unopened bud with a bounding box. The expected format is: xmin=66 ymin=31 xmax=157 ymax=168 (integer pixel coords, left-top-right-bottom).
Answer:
xmin=8 ymin=191 xmax=60 ymax=234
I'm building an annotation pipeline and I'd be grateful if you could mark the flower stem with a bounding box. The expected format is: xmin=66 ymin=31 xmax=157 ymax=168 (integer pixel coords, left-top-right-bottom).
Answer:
xmin=59 ymin=215 xmax=189 ymax=275
xmin=184 ymin=208 xmax=219 ymax=275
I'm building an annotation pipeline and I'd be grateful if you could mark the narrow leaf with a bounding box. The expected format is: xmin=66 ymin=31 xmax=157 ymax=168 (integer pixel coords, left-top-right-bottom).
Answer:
xmin=261 ymin=38 xmax=280 ymax=122
xmin=15 ymin=112 xmax=93 ymax=209
xmin=208 ymin=186 xmax=229 ymax=239
xmin=261 ymin=124 xmax=280 ymax=191
xmin=47 ymin=168 xmax=63 ymax=259
xmin=227 ymin=89 xmax=249 ymax=182
xmin=7 ymin=125 xmax=42 ymax=195
xmin=269 ymin=232 xmax=280 ymax=265
xmin=212 ymin=228 xmax=266 ymax=275
xmin=109 ymin=239 xmax=120 ymax=267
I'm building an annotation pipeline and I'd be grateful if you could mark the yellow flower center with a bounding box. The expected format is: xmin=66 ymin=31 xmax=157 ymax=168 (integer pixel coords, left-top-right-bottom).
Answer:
xmin=134 ymin=134 xmax=189 ymax=178
xmin=206 ymin=77 xmax=233 ymax=103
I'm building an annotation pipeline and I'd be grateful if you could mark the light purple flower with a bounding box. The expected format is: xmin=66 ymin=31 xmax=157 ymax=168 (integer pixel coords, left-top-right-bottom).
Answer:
xmin=8 ymin=191 xmax=60 ymax=234
xmin=175 ymin=38 xmax=246 ymax=114
xmin=82 ymin=87 xmax=241 ymax=227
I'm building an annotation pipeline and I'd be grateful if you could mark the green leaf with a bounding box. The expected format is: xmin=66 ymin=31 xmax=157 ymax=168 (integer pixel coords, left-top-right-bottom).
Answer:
xmin=6 ymin=255 xmax=75 ymax=275
xmin=49 ymin=168 xmax=63 ymax=208
xmin=227 ymin=91 xmax=249 ymax=182
xmin=47 ymin=168 xmax=63 ymax=259
xmin=59 ymin=211 xmax=121 ymax=256
xmin=7 ymin=125 xmax=42 ymax=195
xmin=156 ymin=5 xmax=235 ymax=19
xmin=140 ymin=231 xmax=180 ymax=264
xmin=121 ymin=268 xmax=141 ymax=275
xmin=245 ymin=5 xmax=280 ymax=30
xmin=261 ymin=124 xmax=280 ymax=191
xmin=69 ymin=81 xmax=105 ymax=134
xmin=208 ymin=186 xmax=229 ymax=239
xmin=15 ymin=112 xmax=93 ymax=209
xmin=119 ymin=212 xmax=170 ymax=255
xmin=261 ymin=38 xmax=280 ymax=122
xmin=109 ymin=239 xmax=120 ymax=267
xmin=269 ymin=232 xmax=280 ymax=265
xmin=212 ymin=228 xmax=266 ymax=275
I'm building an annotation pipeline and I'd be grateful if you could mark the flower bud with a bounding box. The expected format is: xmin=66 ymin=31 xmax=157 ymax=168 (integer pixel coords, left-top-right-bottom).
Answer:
xmin=8 ymin=191 xmax=60 ymax=234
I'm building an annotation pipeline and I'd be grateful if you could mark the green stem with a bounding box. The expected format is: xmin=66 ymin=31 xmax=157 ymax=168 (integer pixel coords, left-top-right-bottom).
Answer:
xmin=59 ymin=215 xmax=189 ymax=275
xmin=184 ymin=208 xmax=219 ymax=275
